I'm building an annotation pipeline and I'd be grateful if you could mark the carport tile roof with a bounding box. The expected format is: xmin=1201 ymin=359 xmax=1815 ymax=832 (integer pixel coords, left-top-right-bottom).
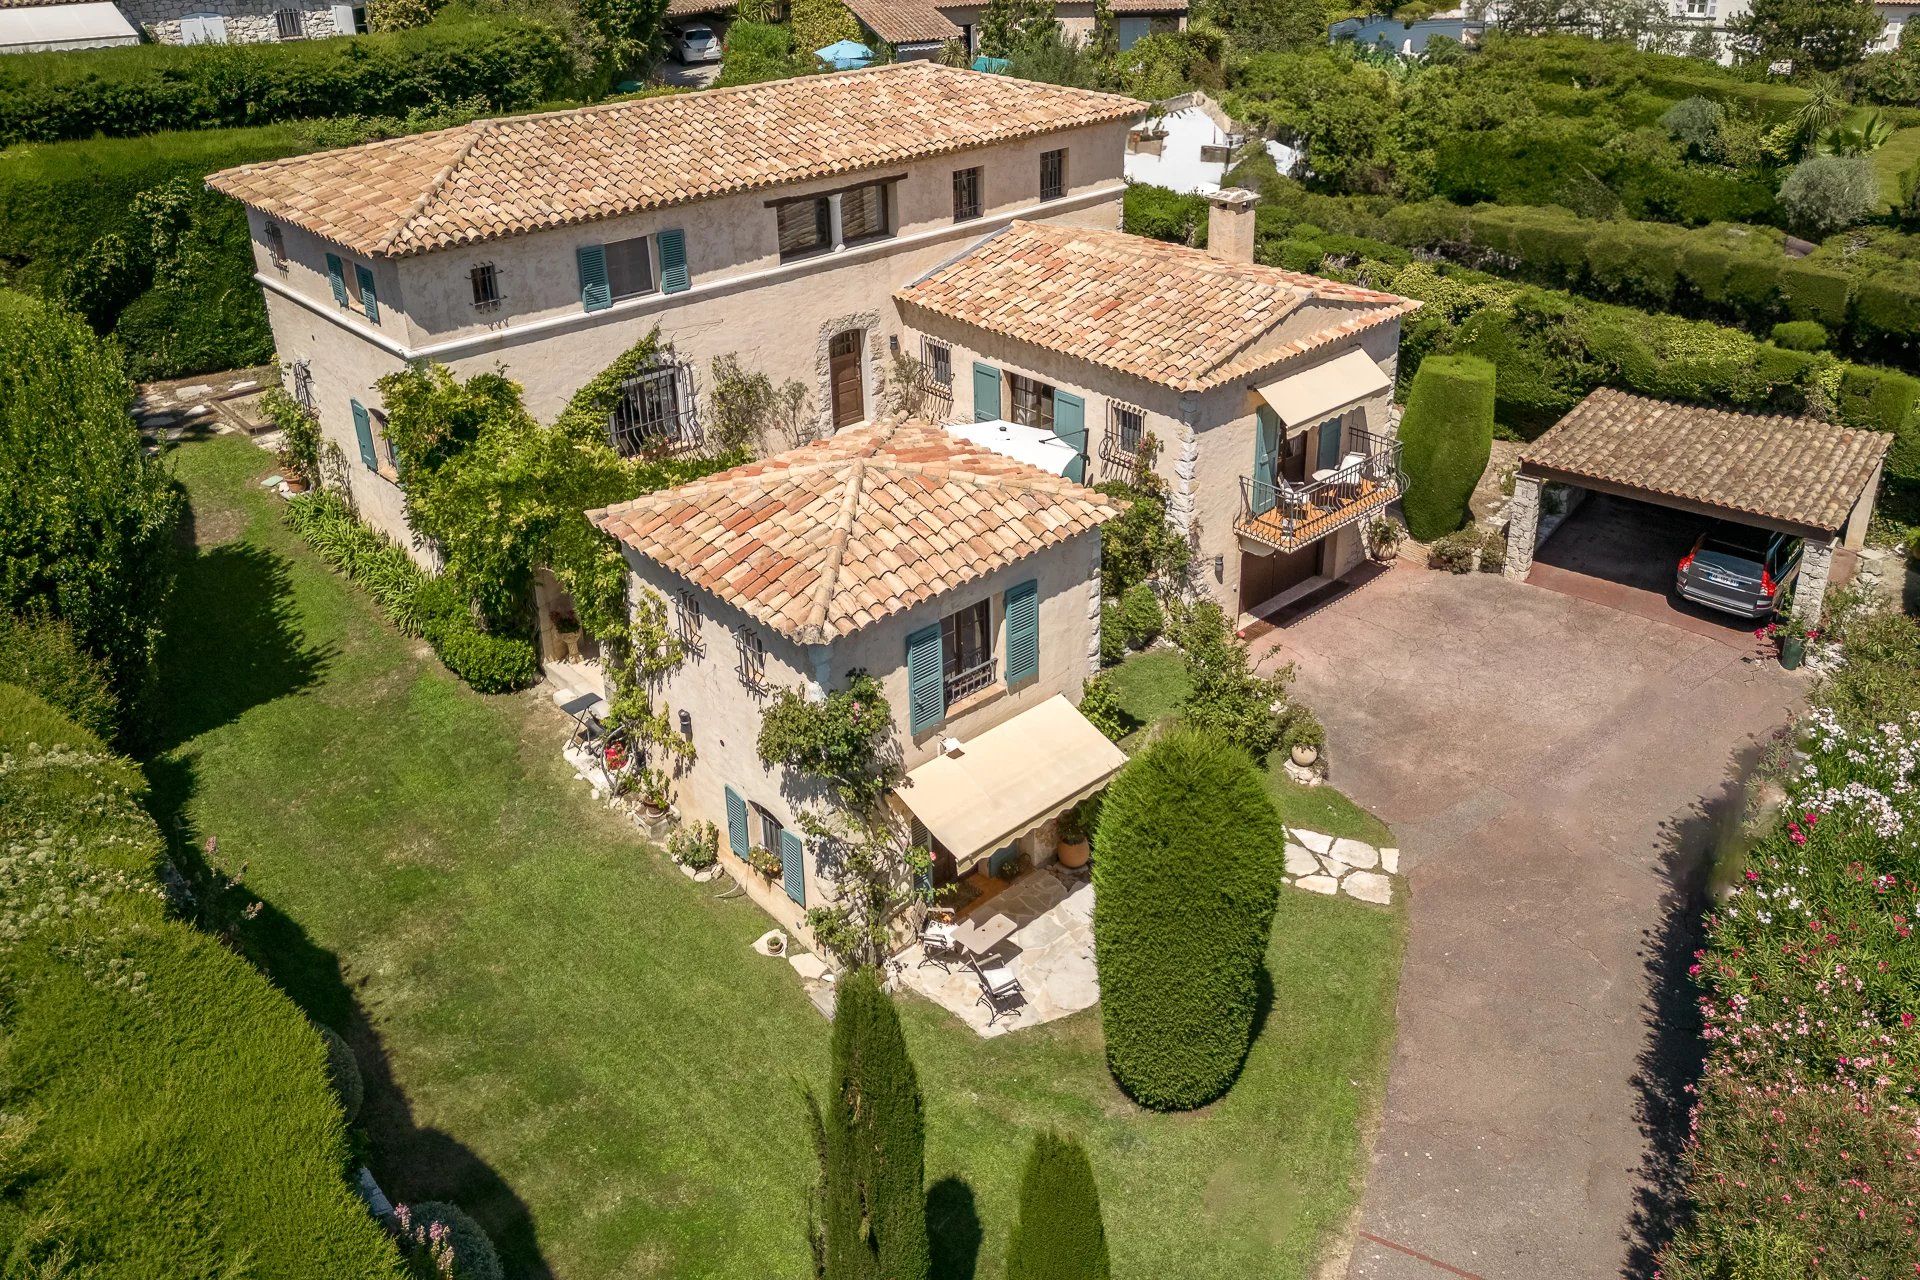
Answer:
xmin=1519 ymin=388 xmax=1890 ymax=535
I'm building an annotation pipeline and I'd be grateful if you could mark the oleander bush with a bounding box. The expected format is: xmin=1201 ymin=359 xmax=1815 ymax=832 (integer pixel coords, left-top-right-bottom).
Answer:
xmin=0 ymin=14 xmax=575 ymax=144
xmin=1397 ymin=353 xmax=1494 ymax=541
xmin=1093 ymin=728 xmax=1285 ymax=1110
xmin=0 ymin=683 xmax=403 ymax=1278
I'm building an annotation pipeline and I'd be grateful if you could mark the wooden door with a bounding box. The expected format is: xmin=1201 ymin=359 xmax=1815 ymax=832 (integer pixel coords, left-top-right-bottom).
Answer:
xmin=1239 ymin=545 xmax=1319 ymax=613
xmin=829 ymin=330 xmax=864 ymax=428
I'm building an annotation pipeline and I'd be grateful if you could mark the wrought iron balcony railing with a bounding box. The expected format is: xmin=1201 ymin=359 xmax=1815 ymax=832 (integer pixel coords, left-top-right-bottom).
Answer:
xmin=1234 ymin=431 xmax=1404 ymax=554
xmin=944 ymin=657 xmax=996 ymax=705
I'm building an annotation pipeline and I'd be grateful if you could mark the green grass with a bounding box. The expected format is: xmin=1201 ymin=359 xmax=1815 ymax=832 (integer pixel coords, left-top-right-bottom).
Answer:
xmin=1105 ymin=651 xmax=1395 ymax=847
xmin=146 ymin=437 xmax=1405 ymax=1280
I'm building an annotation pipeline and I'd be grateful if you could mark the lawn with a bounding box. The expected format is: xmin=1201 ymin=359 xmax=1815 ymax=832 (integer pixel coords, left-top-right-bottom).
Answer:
xmin=1105 ymin=650 xmax=1395 ymax=847
xmin=146 ymin=436 xmax=1405 ymax=1280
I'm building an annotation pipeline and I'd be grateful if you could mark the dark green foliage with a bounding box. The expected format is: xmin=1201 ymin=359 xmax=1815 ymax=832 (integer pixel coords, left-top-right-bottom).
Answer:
xmin=0 ymin=15 xmax=575 ymax=144
xmin=1661 ymin=95 xmax=1725 ymax=159
xmin=579 ymin=0 xmax=670 ymax=80
xmin=757 ymin=671 xmax=898 ymax=808
xmin=0 ymin=683 xmax=403 ymax=1277
xmin=423 ymin=616 xmax=541 ymax=693
xmin=1093 ymin=474 xmax=1189 ymax=599
xmin=0 ymin=292 xmax=180 ymax=718
xmin=1004 ymin=1131 xmax=1110 ymax=1280
xmin=1201 ymin=0 xmax=1327 ymax=54
xmin=1092 ymin=728 xmax=1285 ymax=1110
xmin=811 ymin=968 xmax=929 ymax=1280
xmin=1732 ymin=0 xmax=1885 ymax=71
xmin=1769 ymin=319 xmax=1829 ymax=350
xmin=1175 ymin=601 xmax=1292 ymax=758
xmin=790 ymin=0 xmax=860 ymax=51
xmin=1079 ymin=673 xmax=1128 ymax=741
xmin=1099 ymin=600 xmax=1127 ymax=667
xmin=1398 ymin=354 xmax=1495 ymax=542
xmin=713 ymin=21 xmax=818 ymax=86
xmin=1122 ymin=181 xmax=1211 ymax=246
xmin=1114 ymin=582 xmax=1163 ymax=651
xmin=397 ymin=1202 xmax=503 ymax=1280
xmin=0 ymin=610 xmax=117 ymax=739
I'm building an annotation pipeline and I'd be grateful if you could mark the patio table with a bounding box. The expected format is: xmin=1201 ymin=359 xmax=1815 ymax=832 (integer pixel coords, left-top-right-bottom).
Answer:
xmin=954 ymin=911 xmax=1018 ymax=956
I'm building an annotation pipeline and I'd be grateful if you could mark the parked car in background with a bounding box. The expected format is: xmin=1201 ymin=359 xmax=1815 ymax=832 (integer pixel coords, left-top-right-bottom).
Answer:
xmin=1676 ymin=522 xmax=1802 ymax=619
xmin=672 ymin=24 xmax=721 ymax=62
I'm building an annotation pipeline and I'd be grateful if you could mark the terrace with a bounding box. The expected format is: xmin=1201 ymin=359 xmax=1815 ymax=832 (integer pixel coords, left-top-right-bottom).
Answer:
xmin=1235 ymin=430 xmax=1403 ymax=554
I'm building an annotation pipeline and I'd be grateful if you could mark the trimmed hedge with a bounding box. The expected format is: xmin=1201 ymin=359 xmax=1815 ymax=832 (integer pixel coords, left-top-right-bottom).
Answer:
xmin=1398 ymin=354 xmax=1495 ymax=542
xmin=0 ymin=15 xmax=576 ymax=144
xmin=0 ymin=609 xmax=117 ymax=740
xmin=1093 ymin=728 xmax=1285 ymax=1110
xmin=0 ymin=683 xmax=403 ymax=1277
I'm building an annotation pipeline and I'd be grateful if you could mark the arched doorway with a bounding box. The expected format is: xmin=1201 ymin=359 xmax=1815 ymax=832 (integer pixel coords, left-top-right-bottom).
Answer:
xmin=829 ymin=329 xmax=865 ymax=428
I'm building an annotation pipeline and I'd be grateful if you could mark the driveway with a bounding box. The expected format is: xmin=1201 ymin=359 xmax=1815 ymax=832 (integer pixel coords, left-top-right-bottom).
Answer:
xmin=1256 ymin=561 xmax=1803 ymax=1280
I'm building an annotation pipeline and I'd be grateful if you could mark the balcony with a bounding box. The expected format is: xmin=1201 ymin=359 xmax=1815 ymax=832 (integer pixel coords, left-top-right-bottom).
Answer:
xmin=1234 ymin=432 xmax=1403 ymax=554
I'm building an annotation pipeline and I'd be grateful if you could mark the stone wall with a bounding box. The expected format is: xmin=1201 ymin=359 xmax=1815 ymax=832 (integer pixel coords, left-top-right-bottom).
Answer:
xmin=126 ymin=0 xmax=341 ymax=45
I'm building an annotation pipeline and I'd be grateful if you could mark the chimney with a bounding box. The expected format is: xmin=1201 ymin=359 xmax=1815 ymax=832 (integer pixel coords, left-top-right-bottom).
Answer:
xmin=1206 ymin=187 xmax=1258 ymax=264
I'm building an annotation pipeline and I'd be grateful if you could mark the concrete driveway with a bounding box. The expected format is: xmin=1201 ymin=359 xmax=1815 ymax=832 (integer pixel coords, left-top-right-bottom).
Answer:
xmin=1256 ymin=561 xmax=1803 ymax=1280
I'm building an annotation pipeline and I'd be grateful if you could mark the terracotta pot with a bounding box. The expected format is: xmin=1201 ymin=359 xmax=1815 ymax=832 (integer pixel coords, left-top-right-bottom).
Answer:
xmin=284 ymin=477 xmax=309 ymax=495
xmin=1057 ymin=837 xmax=1090 ymax=869
xmin=1290 ymin=743 xmax=1320 ymax=767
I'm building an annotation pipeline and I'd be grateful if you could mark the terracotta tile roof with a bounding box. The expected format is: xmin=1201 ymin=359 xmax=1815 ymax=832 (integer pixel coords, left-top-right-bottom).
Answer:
xmin=205 ymin=63 xmax=1142 ymax=259
xmin=843 ymin=0 xmax=960 ymax=43
xmin=1519 ymin=388 xmax=1890 ymax=535
xmin=664 ymin=0 xmax=730 ymax=15
xmin=1107 ymin=0 xmax=1189 ymax=10
xmin=587 ymin=417 xmax=1121 ymax=643
xmin=896 ymin=220 xmax=1417 ymax=393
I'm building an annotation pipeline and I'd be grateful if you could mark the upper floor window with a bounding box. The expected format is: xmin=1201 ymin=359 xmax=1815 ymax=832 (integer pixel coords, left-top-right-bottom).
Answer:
xmin=470 ymin=262 xmax=500 ymax=311
xmin=324 ymin=252 xmax=378 ymax=323
xmin=735 ymin=627 xmax=766 ymax=688
xmin=577 ymin=230 xmax=687 ymax=311
xmin=606 ymin=236 xmax=655 ymax=302
xmin=1009 ymin=373 xmax=1054 ymax=432
xmin=905 ymin=578 xmax=1039 ymax=733
xmin=841 ymin=182 xmax=889 ymax=245
xmin=922 ymin=338 xmax=952 ymax=389
xmin=1039 ymin=149 xmax=1066 ymax=202
xmin=274 ymin=7 xmax=304 ymax=38
xmin=675 ymin=589 xmax=703 ymax=650
xmin=778 ymin=198 xmax=831 ymax=260
xmin=265 ymin=221 xmax=287 ymax=269
xmin=942 ymin=597 xmax=995 ymax=705
xmin=774 ymin=181 xmax=894 ymax=261
xmin=952 ymin=167 xmax=982 ymax=222
xmin=609 ymin=361 xmax=700 ymax=457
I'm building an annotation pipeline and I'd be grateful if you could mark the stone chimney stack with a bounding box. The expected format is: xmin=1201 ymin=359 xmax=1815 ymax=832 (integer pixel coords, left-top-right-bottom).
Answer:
xmin=1206 ymin=188 xmax=1259 ymax=264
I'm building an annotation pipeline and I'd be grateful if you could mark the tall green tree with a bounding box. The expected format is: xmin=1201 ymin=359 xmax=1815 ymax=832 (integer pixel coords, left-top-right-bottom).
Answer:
xmin=579 ymin=0 xmax=671 ymax=78
xmin=1732 ymin=0 xmax=1883 ymax=71
xmin=1397 ymin=354 xmax=1494 ymax=542
xmin=0 ymin=291 xmax=179 ymax=725
xmin=1200 ymin=0 xmax=1328 ymax=54
xmin=1004 ymin=1132 xmax=1110 ymax=1280
xmin=808 ymin=969 xmax=930 ymax=1280
xmin=979 ymin=0 xmax=1059 ymax=58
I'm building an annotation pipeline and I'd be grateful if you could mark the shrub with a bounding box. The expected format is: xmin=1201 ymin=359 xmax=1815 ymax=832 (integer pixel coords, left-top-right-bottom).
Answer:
xmin=667 ymin=820 xmax=719 ymax=870
xmin=1094 ymin=473 xmax=1188 ymax=599
xmin=1660 ymin=95 xmax=1725 ymax=159
xmin=1092 ymin=728 xmax=1285 ymax=1110
xmin=712 ymin=21 xmax=818 ymax=87
xmin=396 ymin=1201 xmax=502 ymax=1280
xmin=420 ymin=613 xmax=539 ymax=694
xmin=1175 ymin=601 xmax=1292 ymax=758
xmin=1098 ymin=600 xmax=1126 ymax=667
xmin=1276 ymin=703 xmax=1325 ymax=755
xmin=1122 ymin=182 xmax=1210 ymax=245
xmin=1476 ymin=524 xmax=1508 ymax=573
xmin=1004 ymin=1131 xmax=1110 ymax=1280
xmin=1398 ymin=354 xmax=1496 ymax=541
xmin=0 ymin=610 xmax=117 ymax=739
xmin=1769 ymin=319 xmax=1828 ymax=350
xmin=1426 ymin=525 xmax=1482 ymax=572
xmin=1079 ymin=673 xmax=1128 ymax=742
xmin=790 ymin=0 xmax=859 ymax=52
xmin=316 ymin=1024 xmax=364 ymax=1123
xmin=1115 ymin=582 xmax=1163 ymax=651
xmin=0 ymin=684 xmax=403 ymax=1276
xmin=0 ymin=291 xmax=180 ymax=717
xmin=1777 ymin=155 xmax=1879 ymax=236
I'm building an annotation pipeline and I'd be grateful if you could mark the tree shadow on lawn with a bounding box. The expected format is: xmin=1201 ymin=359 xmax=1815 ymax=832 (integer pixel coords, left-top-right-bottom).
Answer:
xmin=1624 ymin=743 xmax=1768 ymax=1279
xmin=928 ymin=1175 xmax=984 ymax=1280
xmin=156 ymin=766 xmax=555 ymax=1280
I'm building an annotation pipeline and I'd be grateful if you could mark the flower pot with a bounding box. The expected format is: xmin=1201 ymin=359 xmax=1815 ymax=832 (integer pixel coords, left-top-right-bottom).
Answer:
xmin=1781 ymin=635 xmax=1805 ymax=670
xmin=603 ymin=743 xmax=629 ymax=772
xmin=1290 ymin=743 xmax=1320 ymax=767
xmin=1057 ymin=837 xmax=1090 ymax=869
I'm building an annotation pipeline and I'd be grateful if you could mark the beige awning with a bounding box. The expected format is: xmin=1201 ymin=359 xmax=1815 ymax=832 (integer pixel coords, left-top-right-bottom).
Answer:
xmin=892 ymin=694 xmax=1128 ymax=871
xmin=1255 ymin=348 xmax=1391 ymax=432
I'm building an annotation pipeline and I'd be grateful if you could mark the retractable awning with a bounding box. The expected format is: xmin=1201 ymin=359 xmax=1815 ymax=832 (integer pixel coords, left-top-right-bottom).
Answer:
xmin=0 ymin=1 xmax=137 ymax=51
xmin=893 ymin=695 xmax=1127 ymax=871
xmin=1255 ymin=348 xmax=1390 ymax=432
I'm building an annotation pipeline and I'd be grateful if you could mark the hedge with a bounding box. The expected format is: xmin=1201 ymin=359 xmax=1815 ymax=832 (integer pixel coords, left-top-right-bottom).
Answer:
xmin=1398 ymin=354 xmax=1495 ymax=542
xmin=0 ymin=683 xmax=404 ymax=1277
xmin=0 ymin=610 xmax=117 ymax=740
xmin=1092 ymin=728 xmax=1285 ymax=1110
xmin=0 ymin=14 xmax=576 ymax=144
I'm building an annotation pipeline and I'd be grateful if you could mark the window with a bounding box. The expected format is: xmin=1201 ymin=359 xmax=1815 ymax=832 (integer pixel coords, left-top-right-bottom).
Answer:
xmin=754 ymin=803 xmax=784 ymax=855
xmin=840 ymin=182 xmax=889 ymax=244
xmin=675 ymin=590 xmax=703 ymax=650
xmin=609 ymin=362 xmax=698 ymax=457
xmin=735 ymin=627 xmax=766 ymax=687
xmin=952 ymin=167 xmax=982 ymax=222
xmin=605 ymin=236 xmax=654 ymax=302
xmin=1112 ymin=403 xmax=1144 ymax=453
xmin=922 ymin=338 xmax=952 ymax=388
xmin=1039 ymin=149 xmax=1066 ymax=201
xmin=1008 ymin=373 xmax=1054 ymax=432
xmin=265 ymin=221 xmax=287 ymax=269
xmin=369 ymin=407 xmax=398 ymax=478
xmin=469 ymin=262 xmax=500 ymax=310
xmin=941 ymin=598 xmax=995 ymax=704
xmin=778 ymin=198 xmax=831 ymax=259
xmin=274 ymin=7 xmax=303 ymax=37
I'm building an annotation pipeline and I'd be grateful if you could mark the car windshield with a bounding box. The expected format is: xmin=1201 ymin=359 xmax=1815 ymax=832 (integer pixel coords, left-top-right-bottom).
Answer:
xmin=1699 ymin=537 xmax=1764 ymax=563
xmin=685 ymin=26 xmax=713 ymax=38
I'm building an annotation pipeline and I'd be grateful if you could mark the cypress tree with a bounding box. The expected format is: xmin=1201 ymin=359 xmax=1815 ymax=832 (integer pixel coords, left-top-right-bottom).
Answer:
xmin=1004 ymin=1132 xmax=1110 ymax=1280
xmin=809 ymin=968 xmax=930 ymax=1280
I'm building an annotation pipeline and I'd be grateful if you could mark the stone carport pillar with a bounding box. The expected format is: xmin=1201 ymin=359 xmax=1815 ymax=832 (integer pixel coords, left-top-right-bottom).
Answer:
xmin=1503 ymin=475 xmax=1542 ymax=579
xmin=1792 ymin=536 xmax=1836 ymax=624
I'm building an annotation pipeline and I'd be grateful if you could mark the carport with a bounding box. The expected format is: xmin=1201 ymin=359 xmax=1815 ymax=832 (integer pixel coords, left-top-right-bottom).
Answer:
xmin=1504 ymin=388 xmax=1890 ymax=622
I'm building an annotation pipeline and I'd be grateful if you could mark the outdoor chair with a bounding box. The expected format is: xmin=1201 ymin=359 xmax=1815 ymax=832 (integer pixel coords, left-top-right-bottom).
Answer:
xmin=969 ymin=955 xmax=1024 ymax=1026
xmin=918 ymin=914 xmax=961 ymax=972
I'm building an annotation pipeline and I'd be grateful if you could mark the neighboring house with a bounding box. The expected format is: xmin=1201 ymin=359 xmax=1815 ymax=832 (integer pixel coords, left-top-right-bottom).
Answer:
xmin=586 ymin=416 xmax=1125 ymax=943
xmin=207 ymin=62 xmax=1142 ymax=570
xmin=1122 ymin=91 xmax=1299 ymax=195
xmin=123 ymin=0 xmax=350 ymax=43
xmin=894 ymin=191 xmax=1419 ymax=626
xmin=842 ymin=0 xmax=1185 ymax=56
xmin=1330 ymin=11 xmax=1486 ymax=56
xmin=1429 ymin=0 xmax=1908 ymax=62
xmin=0 ymin=0 xmax=138 ymax=50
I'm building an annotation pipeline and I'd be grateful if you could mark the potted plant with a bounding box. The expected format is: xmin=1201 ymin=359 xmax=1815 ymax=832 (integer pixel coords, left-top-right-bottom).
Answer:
xmin=550 ymin=610 xmax=582 ymax=661
xmin=749 ymin=845 xmax=782 ymax=879
xmin=1365 ymin=515 xmax=1403 ymax=563
xmin=668 ymin=820 xmax=719 ymax=872
xmin=603 ymin=738 xmax=631 ymax=773
xmin=1769 ymin=616 xmax=1820 ymax=670
xmin=1282 ymin=706 xmax=1326 ymax=768
xmin=637 ymin=767 xmax=672 ymax=817
xmin=1056 ymin=801 xmax=1092 ymax=869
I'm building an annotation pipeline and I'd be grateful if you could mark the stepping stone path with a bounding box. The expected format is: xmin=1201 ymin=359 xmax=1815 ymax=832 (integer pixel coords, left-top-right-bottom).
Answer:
xmin=1282 ymin=827 xmax=1398 ymax=905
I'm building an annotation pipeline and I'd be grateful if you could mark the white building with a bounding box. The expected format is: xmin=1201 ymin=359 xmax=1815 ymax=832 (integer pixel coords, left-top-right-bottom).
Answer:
xmin=1122 ymin=92 xmax=1300 ymax=196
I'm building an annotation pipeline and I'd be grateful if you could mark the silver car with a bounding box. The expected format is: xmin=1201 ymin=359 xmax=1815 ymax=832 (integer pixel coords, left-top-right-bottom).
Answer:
xmin=1675 ymin=522 xmax=1801 ymax=619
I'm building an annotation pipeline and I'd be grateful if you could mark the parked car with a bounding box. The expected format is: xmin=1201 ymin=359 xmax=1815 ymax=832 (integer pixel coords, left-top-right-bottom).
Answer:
xmin=672 ymin=24 xmax=721 ymax=63
xmin=1676 ymin=522 xmax=1802 ymax=619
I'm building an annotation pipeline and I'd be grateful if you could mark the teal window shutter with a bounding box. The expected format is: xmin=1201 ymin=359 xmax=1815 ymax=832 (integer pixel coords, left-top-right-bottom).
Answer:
xmin=657 ymin=229 xmax=690 ymax=294
xmin=325 ymin=253 xmax=349 ymax=306
xmin=354 ymin=264 xmax=379 ymax=323
xmin=350 ymin=400 xmax=376 ymax=469
xmin=1251 ymin=406 xmax=1280 ymax=516
xmin=724 ymin=786 xmax=749 ymax=857
xmin=1004 ymin=579 xmax=1039 ymax=684
xmin=1052 ymin=390 xmax=1086 ymax=483
xmin=576 ymin=245 xmax=611 ymax=312
xmin=909 ymin=815 xmax=933 ymax=891
xmin=1317 ymin=414 xmax=1344 ymax=471
xmin=972 ymin=362 xmax=1001 ymax=422
xmin=906 ymin=622 xmax=945 ymax=734
xmin=779 ymin=829 xmax=806 ymax=905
